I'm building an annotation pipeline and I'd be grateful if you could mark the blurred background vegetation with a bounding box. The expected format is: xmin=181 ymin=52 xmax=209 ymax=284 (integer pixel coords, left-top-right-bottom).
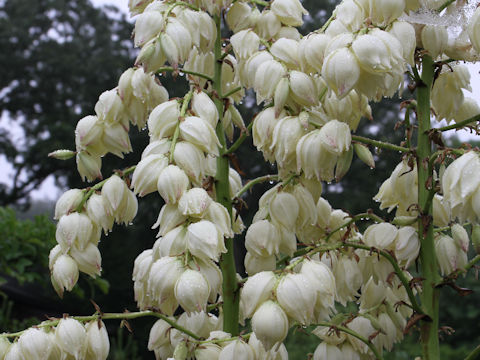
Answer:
xmin=0 ymin=0 xmax=478 ymax=358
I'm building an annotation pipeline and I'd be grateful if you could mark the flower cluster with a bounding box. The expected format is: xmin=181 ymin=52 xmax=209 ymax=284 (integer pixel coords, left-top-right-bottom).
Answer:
xmin=39 ymin=0 xmax=480 ymax=358
xmin=50 ymin=174 xmax=137 ymax=297
xmin=0 ymin=318 xmax=109 ymax=360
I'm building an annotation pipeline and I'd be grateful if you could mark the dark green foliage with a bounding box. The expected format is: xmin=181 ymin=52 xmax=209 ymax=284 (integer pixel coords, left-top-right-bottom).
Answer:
xmin=0 ymin=207 xmax=56 ymax=286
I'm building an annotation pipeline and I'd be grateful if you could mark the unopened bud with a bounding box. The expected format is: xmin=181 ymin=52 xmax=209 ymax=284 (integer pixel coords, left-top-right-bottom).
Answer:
xmin=48 ymin=149 xmax=76 ymax=160
xmin=354 ymin=143 xmax=375 ymax=168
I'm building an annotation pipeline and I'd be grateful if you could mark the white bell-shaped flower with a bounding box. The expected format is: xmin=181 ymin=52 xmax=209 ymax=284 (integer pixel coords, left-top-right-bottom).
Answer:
xmin=231 ymin=30 xmax=260 ymax=59
xmin=363 ymin=223 xmax=398 ymax=250
xmin=70 ymin=242 xmax=102 ymax=277
xmin=191 ymin=91 xmax=219 ymax=128
xmin=148 ymin=256 xmax=184 ymax=314
xmin=219 ymin=339 xmax=254 ymax=360
xmin=85 ymin=320 xmax=110 ymax=360
xmin=173 ymin=141 xmax=206 ymax=184
xmin=394 ymin=226 xmax=420 ymax=268
xmin=322 ymin=47 xmax=360 ymax=98
xmin=245 ymin=220 xmax=281 ymax=257
xmin=157 ymin=165 xmax=190 ymax=204
xmin=55 ymin=318 xmax=87 ymax=360
xmin=276 ymin=273 xmax=316 ymax=325
xmin=174 ymin=269 xmax=210 ymax=314
xmin=468 ymin=6 xmax=480 ymax=53
xmin=178 ymin=188 xmax=212 ymax=217
xmin=187 ymin=220 xmax=226 ymax=261
xmin=148 ymin=100 xmax=180 ymax=140
xmin=251 ymin=301 xmax=289 ymax=351
xmin=240 ymin=271 xmax=276 ymax=319
xmin=131 ymin=154 xmax=168 ymax=196
xmin=180 ymin=116 xmax=221 ymax=156
xmin=271 ymin=0 xmax=308 ymax=26
xmin=18 ymin=328 xmax=52 ymax=360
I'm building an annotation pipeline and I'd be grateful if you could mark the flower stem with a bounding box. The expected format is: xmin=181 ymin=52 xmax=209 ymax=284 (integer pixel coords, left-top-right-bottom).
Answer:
xmin=212 ymin=14 xmax=239 ymax=336
xmin=157 ymin=66 xmax=213 ymax=82
xmin=235 ymin=174 xmax=279 ymax=198
xmin=225 ymin=121 xmax=254 ymax=155
xmin=464 ymin=344 xmax=480 ymax=360
xmin=416 ymin=55 xmax=441 ymax=360
xmin=315 ymin=322 xmax=384 ymax=360
xmin=435 ymin=113 xmax=480 ymax=132
xmin=352 ymin=135 xmax=410 ymax=153
xmin=223 ymin=86 xmax=242 ymax=99
xmin=0 ymin=310 xmax=200 ymax=340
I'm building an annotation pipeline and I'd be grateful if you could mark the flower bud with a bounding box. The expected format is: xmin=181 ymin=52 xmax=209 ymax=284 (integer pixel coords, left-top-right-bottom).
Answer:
xmin=271 ymin=0 xmax=308 ymax=26
xmin=242 ymin=51 xmax=274 ymax=88
xmin=148 ymin=100 xmax=180 ymax=140
xmin=175 ymin=269 xmax=210 ymax=314
xmin=48 ymin=149 xmax=76 ymax=160
xmin=178 ymin=188 xmax=212 ymax=217
xmin=55 ymin=318 xmax=87 ymax=359
xmin=18 ymin=328 xmax=52 ymax=360
xmin=85 ymin=320 xmax=110 ymax=360
xmin=116 ymin=188 xmax=138 ymax=225
xmin=276 ymin=273 xmax=316 ymax=325
xmin=173 ymin=141 xmax=206 ymax=184
xmin=77 ymin=151 xmax=102 ymax=182
xmin=359 ymin=277 xmax=386 ymax=312
xmin=219 ymin=339 xmax=254 ymax=360
xmin=251 ymin=301 xmax=288 ymax=351
xmin=354 ymin=143 xmax=375 ymax=168
xmin=389 ymin=21 xmax=416 ymax=65
xmin=322 ymin=47 xmax=360 ymax=98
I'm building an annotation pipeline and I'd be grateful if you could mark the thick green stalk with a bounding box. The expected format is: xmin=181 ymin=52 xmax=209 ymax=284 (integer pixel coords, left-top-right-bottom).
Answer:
xmin=417 ymin=55 xmax=441 ymax=359
xmin=212 ymin=14 xmax=239 ymax=335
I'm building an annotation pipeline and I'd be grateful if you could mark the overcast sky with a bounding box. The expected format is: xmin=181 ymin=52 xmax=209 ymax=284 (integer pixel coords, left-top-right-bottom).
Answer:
xmin=2 ymin=0 xmax=480 ymax=202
